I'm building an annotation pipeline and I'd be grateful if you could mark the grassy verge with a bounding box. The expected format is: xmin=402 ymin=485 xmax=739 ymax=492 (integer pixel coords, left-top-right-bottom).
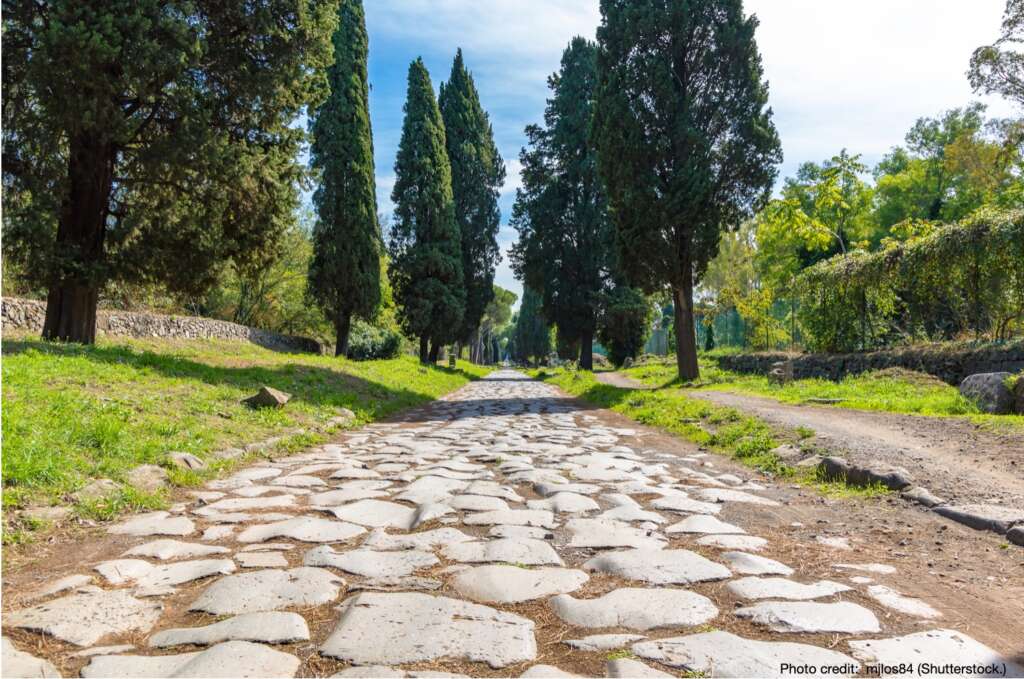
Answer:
xmin=622 ymin=358 xmax=1024 ymax=428
xmin=2 ymin=333 xmax=490 ymax=540
xmin=535 ymin=367 xmax=889 ymax=499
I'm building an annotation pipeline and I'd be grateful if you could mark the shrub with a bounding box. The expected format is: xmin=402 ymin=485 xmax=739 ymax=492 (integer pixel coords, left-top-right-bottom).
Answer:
xmin=346 ymin=321 xmax=402 ymax=360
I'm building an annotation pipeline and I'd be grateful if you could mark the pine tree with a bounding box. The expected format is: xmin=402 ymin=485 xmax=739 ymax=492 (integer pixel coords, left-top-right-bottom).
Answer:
xmin=593 ymin=0 xmax=781 ymax=380
xmin=439 ymin=49 xmax=506 ymax=354
xmin=307 ymin=0 xmax=381 ymax=357
xmin=388 ymin=58 xmax=465 ymax=363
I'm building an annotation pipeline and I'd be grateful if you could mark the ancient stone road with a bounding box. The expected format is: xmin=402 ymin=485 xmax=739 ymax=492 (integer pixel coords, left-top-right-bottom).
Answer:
xmin=3 ymin=371 xmax=1023 ymax=677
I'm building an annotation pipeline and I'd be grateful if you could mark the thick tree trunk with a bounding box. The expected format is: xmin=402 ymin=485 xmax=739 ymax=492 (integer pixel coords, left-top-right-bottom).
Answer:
xmin=42 ymin=135 xmax=115 ymax=344
xmin=419 ymin=335 xmax=429 ymax=363
xmin=579 ymin=330 xmax=594 ymax=371
xmin=334 ymin=311 xmax=352 ymax=357
xmin=673 ymin=267 xmax=700 ymax=381
xmin=428 ymin=340 xmax=440 ymax=364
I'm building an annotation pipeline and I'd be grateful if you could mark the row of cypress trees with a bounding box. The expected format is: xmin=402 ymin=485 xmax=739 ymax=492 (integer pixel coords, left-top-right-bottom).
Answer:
xmin=307 ymin=0 xmax=504 ymax=361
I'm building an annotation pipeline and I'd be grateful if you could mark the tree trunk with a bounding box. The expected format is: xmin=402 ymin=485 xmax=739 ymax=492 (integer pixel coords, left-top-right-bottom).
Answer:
xmin=42 ymin=134 xmax=115 ymax=344
xmin=579 ymin=330 xmax=594 ymax=371
xmin=428 ymin=340 xmax=440 ymax=364
xmin=334 ymin=310 xmax=352 ymax=357
xmin=419 ymin=335 xmax=429 ymax=363
xmin=673 ymin=273 xmax=700 ymax=381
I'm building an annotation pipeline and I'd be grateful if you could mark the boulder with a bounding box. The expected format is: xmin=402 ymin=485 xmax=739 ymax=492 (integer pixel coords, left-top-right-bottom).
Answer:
xmin=767 ymin=360 xmax=794 ymax=385
xmin=169 ymin=452 xmax=207 ymax=471
xmin=73 ymin=478 xmax=120 ymax=502
xmin=817 ymin=457 xmax=912 ymax=490
xmin=958 ymin=372 xmax=1014 ymax=415
xmin=1014 ymin=375 xmax=1024 ymax=414
xmin=126 ymin=465 xmax=169 ymax=492
xmin=243 ymin=386 xmax=291 ymax=409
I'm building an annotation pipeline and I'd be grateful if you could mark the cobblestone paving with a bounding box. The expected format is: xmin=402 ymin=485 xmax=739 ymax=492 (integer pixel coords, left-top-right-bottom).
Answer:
xmin=4 ymin=371 xmax=1022 ymax=678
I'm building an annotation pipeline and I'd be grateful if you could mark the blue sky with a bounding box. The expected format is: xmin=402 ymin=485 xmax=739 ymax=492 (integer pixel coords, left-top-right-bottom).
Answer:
xmin=357 ymin=0 xmax=1014 ymax=305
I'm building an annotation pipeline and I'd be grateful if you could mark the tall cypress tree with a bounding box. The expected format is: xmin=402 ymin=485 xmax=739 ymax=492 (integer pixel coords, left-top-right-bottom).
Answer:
xmin=514 ymin=286 xmax=551 ymax=366
xmin=439 ymin=49 xmax=506 ymax=353
xmin=593 ymin=0 xmax=781 ymax=380
xmin=307 ymin=0 xmax=381 ymax=357
xmin=389 ymin=58 xmax=465 ymax=363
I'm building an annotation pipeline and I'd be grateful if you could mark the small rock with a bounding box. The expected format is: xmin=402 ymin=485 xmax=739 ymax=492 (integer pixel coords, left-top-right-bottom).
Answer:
xmin=125 ymin=464 xmax=169 ymax=492
xmin=169 ymin=452 xmax=207 ymax=471
xmin=22 ymin=505 xmax=73 ymax=524
xmin=243 ymin=386 xmax=292 ymax=409
xmin=901 ymin=486 xmax=945 ymax=507
xmin=1006 ymin=525 xmax=1024 ymax=546
xmin=73 ymin=478 xmax=120 ymax=502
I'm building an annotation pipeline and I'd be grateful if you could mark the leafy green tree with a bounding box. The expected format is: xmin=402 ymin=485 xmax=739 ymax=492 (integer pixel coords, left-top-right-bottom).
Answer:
xmin=514 ymin=286 xmax=551 ymax=366
xmin=597 ymin=285 xmax=652 ymax=366
xmin=388 ymin=58 xmax=465 ymax=363
xmin=970 ymin=0 xmax=1023 ymax=108
xmin=307 ymin=0 xmax=381 ymax=356
xmin=439 ymin=49 xmax=506 ymax=352
xmin=511 ymin=38 xmax=611 ymax=371
xmin=593 ymin=0 xmax=782 ymax=380
xmin=2 ymin=0 xmax=336 ymax=343
xmin=473 ymin=285 xmax=518 ymax=363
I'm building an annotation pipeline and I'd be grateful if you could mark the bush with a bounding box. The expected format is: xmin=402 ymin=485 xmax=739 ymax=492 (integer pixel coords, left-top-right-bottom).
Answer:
xmin=346 ymin=321 xmax=402 ymax=360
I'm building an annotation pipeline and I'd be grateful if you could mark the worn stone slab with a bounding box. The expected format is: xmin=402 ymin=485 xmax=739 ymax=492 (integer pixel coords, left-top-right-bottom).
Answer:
xmin=464 ymin=481 xmax=524 ymax=502
xmin=326 ymin=499 xmax=419 ymax=529
xmin=721 ymin=551 xmax=794 ymax=576
xmin=25 ymin=574 xmax=94 ymax=602
xmin=149 ymin=612 xmax=309 ymax=648
xmin=442 ymin=538 xmax=564 ymax=565
xmin=565 ymin=519 xmax=667 ymax=550
xmin=7 ymin=587 xmax=163 ymax=646
xmin=70 ymin=645 xmax=135 ymax=658
xmin=633 ymin=631 xmax=860 ymax=678
xmin=727 ymin=577 xmax=851 ymax=601
xmin=550 ymin=588 xmax=717 ymax=631
xmin=489 ymin=525 xmax=553 ymax=540
xmin=933 ymin=504 xmax=1024 ymax=534
xmin=598 ymin=505 xmax=667 ymax=523
xmin=563 ymin=634 xmax=646 ymax=652
xmin=305 ymin=546 xmax=438 ymax=577
xmin=583 ymin=549 xmax=730 ymax=585
xmin=605 ymin=658 xmax=673 ymax=678
xmin=2 ymin=636 xmax=61 ymax=678
xmin=848 ymin=629 xmax=1024 ymax=677
xmin=527 ymin=493 xmax=600 ymax=514
xmin=665 ymin=515 xmax=746 ymax=535
xmin=331 ymin=667 xmax=468 ymax=678
xmin=463 ymin=509 xmax=557 ymax=529
xmin=451 ymin=495 xmax=510 ymax=512
xmin=650 ymin=496 xmax=722 ymax=515
xmin=866 ymin=585 xmax=942 ymax=619
xmin=320 ymin=592 xmax=536 ymax=668
xmin=123 ymin=540 xmax=230 ymax=560
xmin=696 ymin=488 xmax=780 ymax=506
xmin=237 ymin=551 xmax=289 ymax=568
xmin=736 ymin=601 xmax=880 ymax=633
xmin=81 ymin=640 xmax=300 ymax=678
xmin=451 ymin=565 xmax=588 ymax=603
xmin=237 ymin=516 xmax=365 ymax=543
xmin=189 ymin=567 xmax=343 ymax=615
xmin=519 ymin=665 xmax=581 ymax=677
xmin=363 ymin=527 xmax=474 ymax=551
xmin=134 ymin=559 xmax=237 ymax=596
xmin=534 ymin=482 xmax=600 ymax=497
xmin=108 ymin=511 xmax=195 ymax=537
xmin=694 ymin=534 xmax=768 ymax=551
xmin=96 ymin=559 xmax=155 ymax=585
xmin=309 ymin=488 xmax=391 ymax=505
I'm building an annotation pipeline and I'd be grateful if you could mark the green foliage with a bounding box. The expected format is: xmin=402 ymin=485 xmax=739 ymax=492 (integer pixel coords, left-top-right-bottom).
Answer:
xmin=593 ymin=0 xmax=782 ymax=379
xmin=969 ymin=0 xmax=1024 ymax=108
xmin=511 ymin=38 xmax=610 ymax=370
xmin=346 ymin=321 xmax=402 ymax=361
xmin=513 ymin=287 xmax=552 ymax=365
xmin=389 ymin=59 xmax=465 ymax=356
xmin=597 ymin=285 xmax=652 ymax=367
xmin=307 ymin=0 xmax=382 ymax=355
xmin=473 ymin=286 xmax=518 ymax=364
xmin=2 ymin=0 xmax=337 ymax=341
xmin=439 ymin=49 xmax=506 ymax=345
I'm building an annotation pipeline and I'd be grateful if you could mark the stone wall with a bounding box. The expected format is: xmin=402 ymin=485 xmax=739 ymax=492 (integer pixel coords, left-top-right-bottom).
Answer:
xmin=1 ymin=297 xmax=323 ymax=354
xmin=711 ymin=342 xmax=1024 ymax=385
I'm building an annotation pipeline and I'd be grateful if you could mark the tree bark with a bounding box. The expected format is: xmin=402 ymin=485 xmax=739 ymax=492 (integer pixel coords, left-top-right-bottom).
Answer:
xmin=428 ymin=340 xmax=440 ymax=364
xmin=334 ymin=310 xmax=352 ymax=357
xmin=42 ymin=134 xmax=115 ymax=344
xmin=673 ymin=268 xmax=700 ymax=381
xmin=419 ymin=335 xmax=429 ymax=363
xmin=579 ymin=330 xmax=594 ymax=371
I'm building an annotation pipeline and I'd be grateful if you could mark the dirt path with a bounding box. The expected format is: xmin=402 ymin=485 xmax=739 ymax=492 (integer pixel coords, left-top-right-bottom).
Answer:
xmin=596 ymin=371 xmax=1024 ymax=507
xmin=3 ymin=371 xmax=1022 ymax=677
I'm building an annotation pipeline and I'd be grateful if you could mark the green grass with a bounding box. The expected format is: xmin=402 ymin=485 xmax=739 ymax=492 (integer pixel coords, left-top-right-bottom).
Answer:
xmin=623 ymin=359 xmax=1024 ymax=428
xmin=536 ymin=367 xmax=891 ymax=499
xmin=2 ymin=333 xmax=489 ymax=533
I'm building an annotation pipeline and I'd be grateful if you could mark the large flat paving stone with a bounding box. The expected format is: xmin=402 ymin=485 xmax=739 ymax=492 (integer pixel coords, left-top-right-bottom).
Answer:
xmin=694 ymin=534 xmax=768 ymax=551
xmin=123 ymin=540 xmax=230 ymax=560
xmin=7 ymin=587 xmax=163 ymax=646
xmin=451 ymin=565 xmax=588 ymax=603
xmin=632 ymin=630 xmax=860 ymax=678
xmin=327 ymin=499 xmax=419 ymax=529
xmin=81 ymin=640 xmax=300 ymax=678
xmin=565 ymin=519 xmax=667 ymax=550
xmin=564 ymin=634 xmax=646 ymax=652
xmin=148 ymin=612 xmax=309 ymax=648
xmin=363 ymin=527 xmax=474 ymax=551
xmin=527 ymin=493 xmax=601 ymax=514
xmin=866 ymin=585 xmax=942 ymax=619
xmin=727 ymin=577 xmax=851 ymax=601
xmin=237 ymin=516 xmax=365 ymax=543
xmin=735 ymin=601 xmax=880 ymax=633
xmin=463 ymin=509 xmax=557 ymax=528
xmin=305 ymin=546 xmax=438 ymax=577
xmin=848 ymin=629 xmax=1024 ymax=678
xmin=583 ymin=549 xmax=730 ymax=585
xmin=319 ymin=592 xmax=537 ymax=668
xmin=189 ymin=567 xmax=343 ymax=614
xmin=133 ymin=559 xmax=237 ymax=596
xmin=549 ymin=588 xmax=717 ymax=631
xmin=696 ymin=488 xmax=781 ymax=506
xmin=2 ymin=636 xmax=61 ymax=678
xmin=721 ymin=551 xmax=794 ymax=576
xmin=665 ymin=514 xmax=746 ymax=534
xmin=605 ymin=658 xmax=673 ymax=677
xmin=519 ymin=665 xmax=582 ymax=677
xmin=442 ymin=538 xmax=564 ymax=565
xmin=650 ymin=496 xmax=722 ymax=515
xmin=108 ymin=511 xmax=195 ymax=537
xmin=331 ymin=667 xmax=468 ymax=678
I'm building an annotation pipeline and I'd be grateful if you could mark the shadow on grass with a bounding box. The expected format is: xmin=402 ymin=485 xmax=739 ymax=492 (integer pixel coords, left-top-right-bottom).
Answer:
xmin=2 ymin=338 xmax=483 ymax=420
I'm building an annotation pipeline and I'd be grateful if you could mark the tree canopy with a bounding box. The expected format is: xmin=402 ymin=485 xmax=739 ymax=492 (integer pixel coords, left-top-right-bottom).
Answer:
xmin=2 ymin=0 xmax=337 ymax=343
xmin=307 ymin=0 xmax=381 ymax=356
xmin=513 ymin=286 xmax=552 ymax=366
